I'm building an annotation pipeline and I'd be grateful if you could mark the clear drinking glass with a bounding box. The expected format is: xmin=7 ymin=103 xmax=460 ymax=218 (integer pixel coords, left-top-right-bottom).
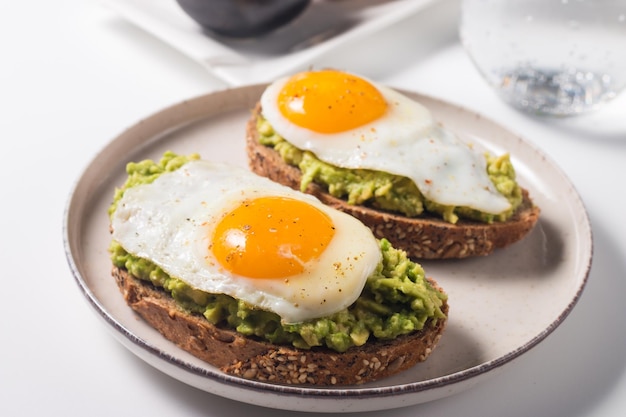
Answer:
xmin=459 ymin=0 xmax=626 ymax=116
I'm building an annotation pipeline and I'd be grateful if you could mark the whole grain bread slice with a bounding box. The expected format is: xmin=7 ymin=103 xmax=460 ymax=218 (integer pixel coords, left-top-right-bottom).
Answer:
xmin=113 ymin=266 xmax=448 ymax=386
xmin=245 ymin=104 xmax=540 ymax=260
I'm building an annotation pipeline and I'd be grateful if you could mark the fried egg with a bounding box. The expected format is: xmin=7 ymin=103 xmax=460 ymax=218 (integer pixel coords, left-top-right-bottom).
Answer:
xmin=111 ymin=160 xmax=381 ymax=323
xmin=260 ymin=69 xmax=511 ymax=214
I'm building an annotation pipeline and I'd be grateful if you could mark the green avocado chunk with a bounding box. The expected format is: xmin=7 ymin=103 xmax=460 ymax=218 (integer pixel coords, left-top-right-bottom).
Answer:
xmin=109 ymin=151 xmax=447 ymax=353
xmin=257 ymin=117 xmax=523 ymax=224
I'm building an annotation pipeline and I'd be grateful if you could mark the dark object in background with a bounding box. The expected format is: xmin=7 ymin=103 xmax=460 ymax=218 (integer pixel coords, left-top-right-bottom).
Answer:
xmin=175 ymin=0 xmax=312 ymax=38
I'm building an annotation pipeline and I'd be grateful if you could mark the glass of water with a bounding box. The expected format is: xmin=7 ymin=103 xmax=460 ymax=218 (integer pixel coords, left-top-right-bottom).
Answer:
xmin=459 ymin=0 xmax=626 ymax=116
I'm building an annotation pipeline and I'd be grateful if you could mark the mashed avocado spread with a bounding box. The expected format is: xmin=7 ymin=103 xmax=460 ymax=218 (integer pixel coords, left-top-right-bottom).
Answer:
xmin=257 ymin=117 xmax=523 ymax=224
xmin=109 ymin=151 xmax=447 ymax=353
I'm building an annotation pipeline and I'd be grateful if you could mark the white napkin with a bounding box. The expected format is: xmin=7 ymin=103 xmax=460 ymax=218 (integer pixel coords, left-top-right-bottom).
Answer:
xmin=103 ymin=0 xmax=436 ymax=86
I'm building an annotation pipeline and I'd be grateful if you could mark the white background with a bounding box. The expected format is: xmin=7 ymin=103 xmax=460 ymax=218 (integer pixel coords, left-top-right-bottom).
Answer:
xmin=2 ymin=0 xmax=625 ymax=416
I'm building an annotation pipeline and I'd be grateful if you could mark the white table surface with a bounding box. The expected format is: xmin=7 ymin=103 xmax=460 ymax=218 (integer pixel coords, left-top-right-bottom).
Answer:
xmin=2 ymin=0 xmax=625 ymax=416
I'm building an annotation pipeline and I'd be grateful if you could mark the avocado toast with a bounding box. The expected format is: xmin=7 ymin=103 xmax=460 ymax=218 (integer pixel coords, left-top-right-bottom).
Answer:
xmin=245 ymin=70 xmax=540 ymax=260
xmin=109 ymin=152 xmax=448 ymax=386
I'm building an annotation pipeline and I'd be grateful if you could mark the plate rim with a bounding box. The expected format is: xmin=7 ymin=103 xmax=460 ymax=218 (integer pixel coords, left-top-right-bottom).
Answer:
xmin=63 ymin=83 xmax=593 ymax=411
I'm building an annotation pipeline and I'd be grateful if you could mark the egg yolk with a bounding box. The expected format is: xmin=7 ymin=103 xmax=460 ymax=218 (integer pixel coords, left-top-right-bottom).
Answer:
xmin=211 ymin=196 xmax=336 ymax=279
xmin=277 ymin=70 xmax=387 ymax=134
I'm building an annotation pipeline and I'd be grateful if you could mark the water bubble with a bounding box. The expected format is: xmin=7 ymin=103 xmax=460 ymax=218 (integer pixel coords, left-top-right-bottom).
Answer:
xmin=496 ymin=67 xmax=619 ymax=115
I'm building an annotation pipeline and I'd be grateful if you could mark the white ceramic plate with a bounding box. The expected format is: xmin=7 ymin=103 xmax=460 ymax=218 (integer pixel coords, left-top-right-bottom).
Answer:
xmin=63 ymin=84 xmax=592 ymax=413
xmin=103 ymin=0 xmax=436 ymax=85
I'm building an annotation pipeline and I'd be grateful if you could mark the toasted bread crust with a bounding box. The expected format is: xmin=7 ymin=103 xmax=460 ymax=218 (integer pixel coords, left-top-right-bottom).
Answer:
xmin=113 ymin=266 xmax=448 ymax=386
xmin=245 ymin=104 xmax=540 ymax=259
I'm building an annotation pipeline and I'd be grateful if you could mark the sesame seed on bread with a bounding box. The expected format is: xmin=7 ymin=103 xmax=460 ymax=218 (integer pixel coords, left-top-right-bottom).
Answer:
xmin=112 ymin=266 xmax=448 ymax=386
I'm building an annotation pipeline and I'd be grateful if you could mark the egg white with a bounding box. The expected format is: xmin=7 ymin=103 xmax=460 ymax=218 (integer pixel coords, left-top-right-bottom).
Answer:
xmin=111 ymin=160 xmax=381 ymax=323
xmin=260 ymin=75 xmax=511 ymax=214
